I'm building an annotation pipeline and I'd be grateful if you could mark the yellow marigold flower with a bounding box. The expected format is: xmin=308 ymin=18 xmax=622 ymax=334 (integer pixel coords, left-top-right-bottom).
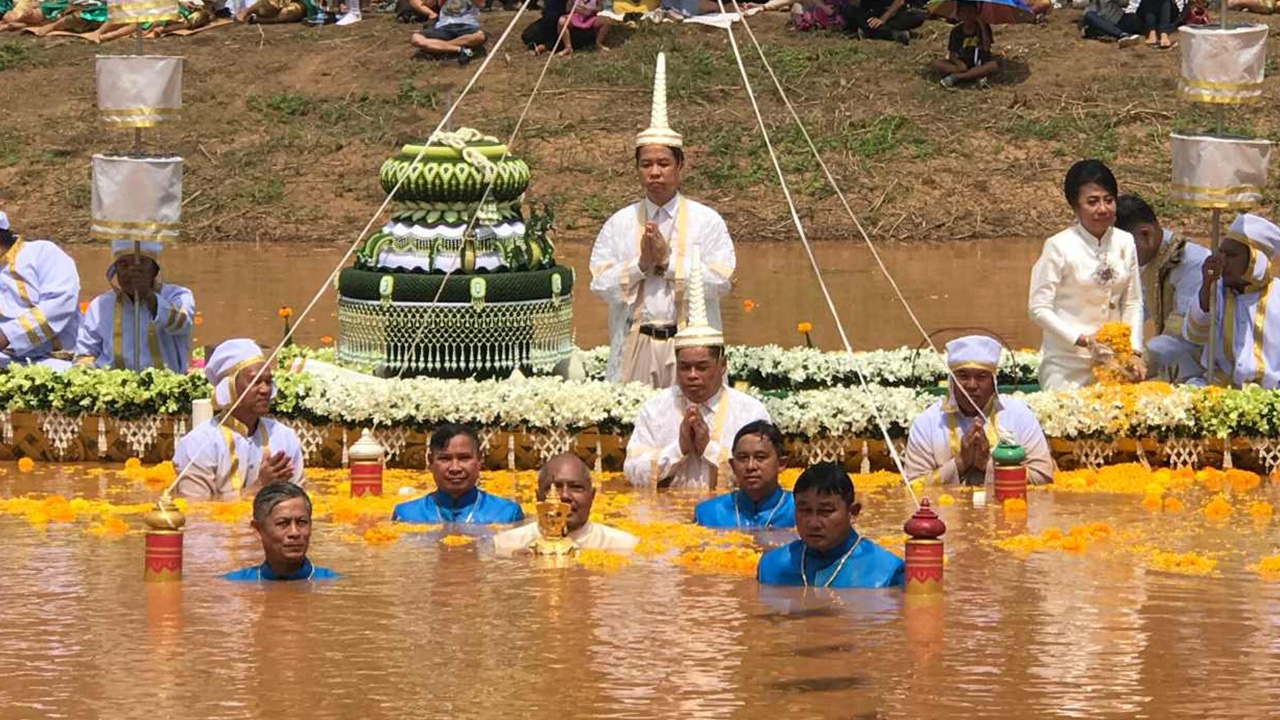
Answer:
xmin=1248 ymin=501 xmax=1273 ymax=521
xmin=86 ymin=516 xmax=129 ymax=538
xmin=937 ymin=493 xmax=955 ymax=506
xmin=1203 ymin=494 xmax=1233 ymax=521
xmin=674 ymin=547 xmax=762 ymax=575
xmin=363 ymin=523 xmax=402 ymax=544
xmin=124 ymin=457 xmax=142 ymax=469
xmin=277 ymin=306 xmax=293 ymax=319
xmin=742 ymin=300 xmax=756 ymax=313
xmin=1002 ymin=498 xmax=1027 ymax=513
xmin=1059 ymin=536 xmax=1086 ymax=553
xmin=1249 ymin=555 xmax=1280 ymax=580
xmin=320 ymin=335 xmax=335 ymax=345
xmin=1227 ymin=469 xmax=1262 ymax=494
xmin=1140 ymin=493 xmax=1162 ymax=512
xmin=440 ymin=534 xmax=475 ymax=547
xmin=1040 ymin=527 xmax=1063 ymax=541
xmin=17 ymin=457 xmax=35 ymax=473
xmin=797 ymin=321 xmax=813 ymax=334
xmin=576 ymin=549 xmax=631 ymax=571
xmin=193 ymin=313 xmax=204 ymax=326
xmin=1163 ymin=497 xmax=1185 ymax=512
xmin=1147 ymin=550 xmax=1217 ymax=576
xmin=78 ymin=301 xmax=89 ymax=314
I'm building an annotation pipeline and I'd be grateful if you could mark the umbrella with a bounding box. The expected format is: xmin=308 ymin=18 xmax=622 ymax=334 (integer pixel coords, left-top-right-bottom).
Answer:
xmin=927 ymin=0 xmax=1034 ymax=25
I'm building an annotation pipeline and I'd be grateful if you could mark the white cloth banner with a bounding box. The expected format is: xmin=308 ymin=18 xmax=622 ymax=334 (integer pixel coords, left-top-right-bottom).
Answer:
xmin=1170 ymin=134 xmax=1271 ymax=210
xmin=1178 ymin=24 xmax=1268 ymax=104
xmin=91 ymin=155 xmax=184 ymax=243
xmin=96 ymin=56 xmax=183 ymax=129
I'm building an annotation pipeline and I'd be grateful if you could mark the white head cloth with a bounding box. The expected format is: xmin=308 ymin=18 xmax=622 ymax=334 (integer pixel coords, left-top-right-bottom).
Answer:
xmin=674 ymin=242 xmax=723 ymax=350
xmin=635 ymin=52 xmax=683 ymax=149
xmin=106 ymin=239 xmax=163 ymax=280
xmin=945 ymin=335 xmax=1002 ymax=373
xmin=1228 ymin=213 xmax=1280 ymax=285
xmin=206 ymin=338 xmax=273 ymax=409
xmin=0 ymin=210 xmax=8 ymax=232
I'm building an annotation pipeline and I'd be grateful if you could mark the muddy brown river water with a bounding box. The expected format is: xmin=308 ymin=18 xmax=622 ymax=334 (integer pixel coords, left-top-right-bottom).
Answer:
xmin=2 ymin=467 xmax=1279 ymax=720
xmin=64 ymin=239 xmax=1048 ymax=354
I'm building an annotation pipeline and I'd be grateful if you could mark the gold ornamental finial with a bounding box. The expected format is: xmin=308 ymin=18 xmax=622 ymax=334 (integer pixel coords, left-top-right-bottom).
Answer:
xmin=532 ymin=484 xmax=576 ymax=556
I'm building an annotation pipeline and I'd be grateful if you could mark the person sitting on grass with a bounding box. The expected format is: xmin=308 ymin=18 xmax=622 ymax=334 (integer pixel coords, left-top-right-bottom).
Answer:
xmin=1079 ymin=0 xmax=1143 ymax=48
xmin=236 ymin=0 xmax=308 ymax=23
xmin=839 ymin=0 xmax=924 ymax=45
xmin=411 ymin=0 xmax=488 ymax=65
xmin=0 ymin=0 xmax=52 ymax=32
xmin=929 ymin=0 xmax=998 ymax=89
xmin=555 ymin=0 xmax=606 ymax=56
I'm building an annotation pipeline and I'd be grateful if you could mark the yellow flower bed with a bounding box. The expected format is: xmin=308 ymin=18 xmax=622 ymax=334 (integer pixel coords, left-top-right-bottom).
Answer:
xmin=674 ymin=547 xmax=762 ymax=575
xmin=575 ymin=549 xmax=631 ymax=571
xmin=1143 ymin=549 xmax=1218 ymax=577
xmin=1248 ymin=555 xmax=1280 ymax=580
xmin=994 ymin=522 xmax=1115 ymax=555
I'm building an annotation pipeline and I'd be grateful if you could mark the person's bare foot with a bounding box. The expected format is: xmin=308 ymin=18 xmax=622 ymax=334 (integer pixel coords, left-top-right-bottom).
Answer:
xmin=599 ymin=44 xmax=611 ymax=52
xmin=533 ymin=43 xmax=547 ymax=54
xmin=556 ymin=46 xmax=571 ymax=56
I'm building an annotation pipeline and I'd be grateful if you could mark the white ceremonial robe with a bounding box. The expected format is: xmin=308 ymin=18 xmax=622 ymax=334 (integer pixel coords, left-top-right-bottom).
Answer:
xmin=173 ymin=417 xmax=305 ymax=501
xmin=624 ymin=385 xmax=771 ymax=489
xmin=492 ymin=521 xmax=640 ymax=557
xmin=1143 ymin=231 xmax=1209 ymax=382
xmin=74 ymin=285 xmax=195 ymax=373
xmin=1029 ymin=224 xmax=1143 ymax=390
xmin=903 ymin=395 xmax=1054 ymax=487
xmin=0 ymin=238 xmax=79 ymax=368
xmin=589 ymin=193 xmax=736 ymax=383
xmin=1183 ymin=280 xmax=1280 ymax=389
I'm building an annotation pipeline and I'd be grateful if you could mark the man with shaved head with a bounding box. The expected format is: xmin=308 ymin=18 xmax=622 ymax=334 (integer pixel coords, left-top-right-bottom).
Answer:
xmin=493 ymin=453 xmax=639 ymax=556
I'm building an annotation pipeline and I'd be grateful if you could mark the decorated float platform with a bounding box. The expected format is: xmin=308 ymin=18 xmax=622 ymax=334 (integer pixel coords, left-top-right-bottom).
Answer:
xmin=7 ymin=344 xmax=1280 ymax=477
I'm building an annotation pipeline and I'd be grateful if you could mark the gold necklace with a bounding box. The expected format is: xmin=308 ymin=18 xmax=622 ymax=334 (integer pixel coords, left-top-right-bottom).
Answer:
xmin=800 ymin=534 xmax=862 ymax=588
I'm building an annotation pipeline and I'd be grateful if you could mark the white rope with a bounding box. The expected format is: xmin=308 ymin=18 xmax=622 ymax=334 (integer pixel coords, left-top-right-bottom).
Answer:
xmin=713 ymin=1 xmax=919 ymax=507
xmin=727 ymin=2 xmax=994 ymax=428
xmin=161 ymin=3 xmax=536 ymax=497
xmin=393 ymin=0 xmax=586 ymax=378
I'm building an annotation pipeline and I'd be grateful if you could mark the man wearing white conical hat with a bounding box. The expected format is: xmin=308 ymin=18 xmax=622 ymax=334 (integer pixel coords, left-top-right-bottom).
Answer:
xmin=623 ymin=247 xmax=768 ymax=490
xmin=590 ymin=52 xmax=736 ymax=389
xmin=74 ymin=240 xmax=195 ymax=373
xmin=0 ymin=209 xmax=80 ymax=371
xmin=902 ymin=335 xmax=1053 ymax=487
xmin=1184 ymin=214 xmax=1280 ymax=389
xmin=173 ymin=339 xmax=305 ymax=501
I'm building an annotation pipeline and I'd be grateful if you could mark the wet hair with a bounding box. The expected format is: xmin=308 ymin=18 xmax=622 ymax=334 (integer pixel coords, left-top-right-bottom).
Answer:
xmin=429 ymin=423 xmax=481 ymax=455
xmin=253 ymin=482 xmax=311 ymax=526
xmin=1115 ymin=194 xmax=1158 ymax=233
xmin=733 ymin=420 xmax=786 ymax=459
xmin=1063 ymin=159 xmax=1118 ymax=207
xmin=634 ymin=146 xmax=685 ymax=165
xmin=793 ymin=461 xmax=855 ymax=505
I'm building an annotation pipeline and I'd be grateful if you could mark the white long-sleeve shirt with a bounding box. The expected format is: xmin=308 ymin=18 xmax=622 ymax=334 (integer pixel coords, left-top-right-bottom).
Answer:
xmin=1028 ymin=224 xmax=1143 ymax=388
xmin=74 ymin=285 xmax=194 ymax=373
xmin=624 ymin=385 xmax=770 ymax=489
xmin=0 ymin=238 xmax=80 ymax=365
xmin=589 ymin=193 xmax=735 ymax=382
xmin=173 ymin=417 xmax=305 ymax=501
xmin=1184 ymin=280 xmax=1280 ymax=389
xmin=903 ymin=395 xmax=1054 ymax=487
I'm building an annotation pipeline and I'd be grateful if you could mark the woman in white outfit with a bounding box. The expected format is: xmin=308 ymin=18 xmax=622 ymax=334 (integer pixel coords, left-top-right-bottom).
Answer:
xmin=1028 ymin=160 xmax=1144 ymax=390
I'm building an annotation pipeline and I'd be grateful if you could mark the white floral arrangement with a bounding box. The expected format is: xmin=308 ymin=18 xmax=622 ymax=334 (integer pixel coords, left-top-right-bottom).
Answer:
xmin=576 ymin=344 xmax=1040 ymax=390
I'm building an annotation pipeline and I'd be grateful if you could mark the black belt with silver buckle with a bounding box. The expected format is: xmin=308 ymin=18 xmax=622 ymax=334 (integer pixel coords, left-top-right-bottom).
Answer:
xmin=639 ymin=324 xmax=679 ymax=340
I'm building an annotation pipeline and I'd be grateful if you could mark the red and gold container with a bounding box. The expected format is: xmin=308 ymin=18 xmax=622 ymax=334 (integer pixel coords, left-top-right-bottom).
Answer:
xmin=903 ymin=499 xmax=946 ymax=595
xmin=991 ymin=438 xmax=1028 ymax=502
xmin=349 ymin=429 xmax=385 ymax=497
xmin=143 ymin=495 xmax=186 ymax=582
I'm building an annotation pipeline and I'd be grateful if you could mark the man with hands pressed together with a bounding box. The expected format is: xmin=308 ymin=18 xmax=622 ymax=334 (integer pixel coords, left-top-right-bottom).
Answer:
xmin=903 ymin=335 xmax=1053 ymax=487
xmin=589 ymin=52 xmax=735 ymax=388
xmin=174 ymin=339 xmax=305 ymax=501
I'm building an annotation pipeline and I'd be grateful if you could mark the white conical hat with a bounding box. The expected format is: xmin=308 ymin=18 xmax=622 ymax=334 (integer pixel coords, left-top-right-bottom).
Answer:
xmin=635 ymin=52 xmax=683 ymax=149
xmin=674 ymin=242 xmax=723 ymax=350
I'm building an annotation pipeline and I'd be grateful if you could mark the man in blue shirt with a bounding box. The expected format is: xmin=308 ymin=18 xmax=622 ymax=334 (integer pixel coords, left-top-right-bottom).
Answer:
xmin=757 ymin=462 xmax=903 ymax=589
xmin=225 ymin=483 xmax=339 ymax=582
xmin=392 ymin=424 xmax=525 ymax=524
xmin=694 ymin=420 xmax=795 ymax=530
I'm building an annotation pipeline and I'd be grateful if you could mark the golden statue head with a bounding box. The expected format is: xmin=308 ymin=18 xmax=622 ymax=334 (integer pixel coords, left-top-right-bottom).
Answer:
xmin=536 ymin=484 xmax=571 ymax=539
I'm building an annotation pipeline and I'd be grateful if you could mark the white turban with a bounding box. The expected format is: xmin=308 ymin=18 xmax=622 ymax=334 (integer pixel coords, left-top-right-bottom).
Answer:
xmin=1228 ymin=213 xmax=1280 ymax=286
xmin=205 ymin=339 xmax=274 ymax=409
xmin=945 ymin=335 xmax=1002 ymax=373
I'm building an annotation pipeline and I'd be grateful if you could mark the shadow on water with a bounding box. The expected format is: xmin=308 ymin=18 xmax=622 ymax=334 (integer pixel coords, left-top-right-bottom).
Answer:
xmin=753 ymin=605 xmax=841 ymax=624
xmin=785 ymin=642 xmax=857 ymax=658
xmin=769 ymin=676 xmax=870 ymax=694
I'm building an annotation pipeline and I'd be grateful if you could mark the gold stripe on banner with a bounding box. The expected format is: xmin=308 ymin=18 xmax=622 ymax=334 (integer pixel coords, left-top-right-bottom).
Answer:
xmin=90 ymin=229 xmax=181 ymax=243
xmin=100 ymin=113 xmax=182 ymax=128
xmin=1168 ymin=197 xmax=1260 ymax=211
xmin=89 ymin=219 xmax=181 ymax=231
xmin=1176 ymin=89 xmax=1260 ymax=106
xmin=106 ymin=12 xmax=182 ymax=24
xmin=1170 ymin=184 xmax=1265 ymax=197
xmin=1179 ymin=77 xmax=1264 ymax=91
xmin=99 ymin=106 xmax=181 ymax=117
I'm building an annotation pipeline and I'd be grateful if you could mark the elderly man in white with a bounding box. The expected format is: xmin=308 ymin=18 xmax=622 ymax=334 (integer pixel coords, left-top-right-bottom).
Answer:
xmin=493 ymin=454 xmax=639 ymax=556
xmin=589 ymin=52 xmax=735 ymax=389
xmin=903 ymin=335 xmax=1054 ymax=487
xmin=0 ymin=209 xmax=80 ymax=370
xmin=173 ymin=339 xmax=305 ymax=500
xmin=623 ymin=256 xmax=769 ymax=490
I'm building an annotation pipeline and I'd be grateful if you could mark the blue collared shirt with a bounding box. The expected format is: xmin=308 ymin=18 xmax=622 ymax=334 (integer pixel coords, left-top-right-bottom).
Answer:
xmin=756 ymin=532 xmax=904 ymax=588
xmin=391 ymin=487 xmax=525 ymax=524
xmin=224 ymin=558 xmax=339 ymax=582
xmin=694 ymin=486 xmax=796 ymax=529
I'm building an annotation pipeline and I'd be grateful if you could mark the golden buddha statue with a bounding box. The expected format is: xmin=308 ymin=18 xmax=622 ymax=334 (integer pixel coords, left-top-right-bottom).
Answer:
xmin=532 ymin=484 xmax=577 ymax=556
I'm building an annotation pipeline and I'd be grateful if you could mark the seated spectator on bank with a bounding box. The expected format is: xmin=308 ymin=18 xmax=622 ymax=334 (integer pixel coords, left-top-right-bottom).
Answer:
xmin=929 ymin=1 xmax=998 ymax=89
xmin=658 ymin=0 xmax=716 ymax=18
xmin=1227 ymin=0 xmax=1274 ymax=13
xmin=411 ymin=0 xmax=487 ymax=65
xmin=1079 ymin=0 xmax=1143 ymax=48
xmin=840 ymin=0 xmax=924 ymax=45
xmin=524 ymin=0 xmax=617 ymax=59
xmin=0 ymin=0 xmax=49 ymax=32
xmin=395 ymin=0 xmax=434 ymax=21
xmin=789 ymin=0 xmax=843 ymax=31
xmin=1135 ymin=0 xmax=1177 ymax=48
xmin=482 ymin=0 xmax=518 ymax=10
